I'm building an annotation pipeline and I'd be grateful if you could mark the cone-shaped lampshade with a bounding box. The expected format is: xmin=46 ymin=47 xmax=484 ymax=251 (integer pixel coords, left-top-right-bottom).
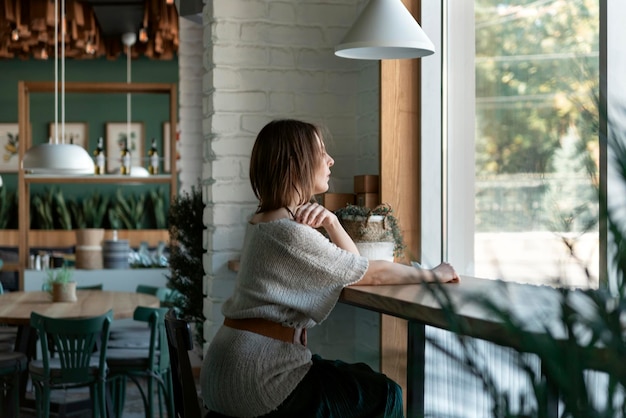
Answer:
xmin=335 ymin=0 xmax=435 ymax=60
xmin=22 ymin=143 xmax=95 ymax=175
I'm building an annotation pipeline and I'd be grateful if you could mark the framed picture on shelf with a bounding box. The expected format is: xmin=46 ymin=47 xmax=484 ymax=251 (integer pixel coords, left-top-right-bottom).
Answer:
xmin=106 ymin=122 xmax=144 ymax=173
xmin=163 ymin=121 xmax=180 ymax=173
xmin=48 ymin=122 xmax=88 ymax=149
xmin=0 ymin=123 xmax=19 ymax=172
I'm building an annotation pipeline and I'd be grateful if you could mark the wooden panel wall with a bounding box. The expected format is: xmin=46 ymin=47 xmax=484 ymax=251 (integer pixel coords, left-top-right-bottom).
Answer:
xmin=379 ymin=0 xmax=422 ymax=410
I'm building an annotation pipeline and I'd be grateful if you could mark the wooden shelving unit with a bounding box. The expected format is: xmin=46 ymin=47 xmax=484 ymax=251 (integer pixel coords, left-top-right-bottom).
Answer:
xmin=11 ymin=81 xmax=178 ymax=290
xmin=24 ymin=174 xmax=173 ymax=184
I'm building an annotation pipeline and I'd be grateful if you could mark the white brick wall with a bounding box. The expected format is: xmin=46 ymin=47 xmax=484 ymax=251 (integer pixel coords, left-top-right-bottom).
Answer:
xmin=182 ymin=0 xmax=382 ymax=369
xmin=178 ymin=18 xmax=204 ymax=194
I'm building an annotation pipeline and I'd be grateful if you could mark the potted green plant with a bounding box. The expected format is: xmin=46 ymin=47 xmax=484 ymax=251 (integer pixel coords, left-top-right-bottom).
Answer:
xmin=44 ymin=265 xmax=77 ymax=303
xmin=70 ymin=192 xmax=110 ymax=269
xmin=166 ymin=186 xmax=206 ymax=346
xmin=70 ymin=191 xmax=109 ymax=230
xmin=334 ymin=203 xmax=406 ymax=261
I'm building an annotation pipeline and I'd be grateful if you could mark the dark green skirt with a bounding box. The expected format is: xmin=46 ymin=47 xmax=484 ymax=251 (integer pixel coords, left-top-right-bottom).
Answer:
xmin=209 ymin=354 xmax=404 ymax=418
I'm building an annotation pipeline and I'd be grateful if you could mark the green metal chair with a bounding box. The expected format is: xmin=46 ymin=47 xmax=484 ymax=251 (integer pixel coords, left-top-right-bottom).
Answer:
xmin=40 ymin=284 xmax=104 ymax=359
xmin=108 ymin=284 xmax=174 ymax=347
xmin=41 ymin=283 xmax=103 ymax=292
xmin=107 ymin=306 xmax=174 ymax=418
xmin=0 ymin=282 xmax=18 ymax=349
xmin=36 ymin=283 xmax=104 ymax=359
xmin=136 ymin=284 xmax=173 ymax=303
xmin=1 ymin=279 xmax=28 ymax=417
xmin=0 ymin=351 xmax=28 ymax=418
xmin=77 ymin=283 xmax=104 ymax=290
xmin=28 ymin=310 xmax=112 ymax=418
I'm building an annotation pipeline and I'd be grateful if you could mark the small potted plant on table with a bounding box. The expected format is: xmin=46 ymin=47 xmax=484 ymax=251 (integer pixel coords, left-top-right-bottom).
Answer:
xmin=44 ymin=265 xmax=77 ymax=303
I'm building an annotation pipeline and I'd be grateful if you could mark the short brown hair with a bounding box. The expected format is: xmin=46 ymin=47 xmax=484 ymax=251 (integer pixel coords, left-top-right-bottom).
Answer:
xmin=250 ymin=119 xmax=325 ymax=212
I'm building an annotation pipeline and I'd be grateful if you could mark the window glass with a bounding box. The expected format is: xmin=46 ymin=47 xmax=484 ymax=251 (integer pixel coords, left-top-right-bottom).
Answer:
xmin=474 ymin=0 xmax=600 ymax=288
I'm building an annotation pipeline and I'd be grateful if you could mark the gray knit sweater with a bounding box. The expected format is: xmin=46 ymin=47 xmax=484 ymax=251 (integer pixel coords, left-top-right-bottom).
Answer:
xmin=200 ymin=218 xmax=369 ymax=417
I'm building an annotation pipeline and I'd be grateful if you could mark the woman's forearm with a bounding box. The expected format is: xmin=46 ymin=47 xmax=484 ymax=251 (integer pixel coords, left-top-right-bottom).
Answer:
xmin=354 ymin=260 xmax=459 ymax=286
xmin=325 ymin=220 xmax=360 ymax=255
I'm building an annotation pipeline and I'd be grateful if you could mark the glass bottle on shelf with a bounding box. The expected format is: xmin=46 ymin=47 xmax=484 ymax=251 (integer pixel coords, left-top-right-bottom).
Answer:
xmin=120 ymin=137 xmax=131 ymax=175
xmin=93 ymin=137 xmax=106 ymax=175
xmin=148 ymin=137 xmax=159 ymax=175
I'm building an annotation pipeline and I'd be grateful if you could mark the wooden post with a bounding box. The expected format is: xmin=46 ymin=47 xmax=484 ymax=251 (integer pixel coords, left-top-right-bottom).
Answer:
xmin=379 ymin=0 xmax=423 ymax=413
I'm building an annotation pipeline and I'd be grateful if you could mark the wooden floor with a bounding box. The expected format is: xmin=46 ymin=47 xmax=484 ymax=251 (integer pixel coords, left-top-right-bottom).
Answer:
xmin=20 ymin=376 xmax=194 ymax=418
xmin=19 ymin=351 xmax=203 ymax=417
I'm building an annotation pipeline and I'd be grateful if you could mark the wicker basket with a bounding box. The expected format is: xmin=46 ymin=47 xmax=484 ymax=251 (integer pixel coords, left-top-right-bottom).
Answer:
xmin=75 ymin=246 xmax=103 ymax=270
xmin=75 ymin=228 xmax=105 ymax=247
xmin=340 ymin=215 xmax=394 ymax=243
xmin=52 ymin=281 xmax=77 ymax=303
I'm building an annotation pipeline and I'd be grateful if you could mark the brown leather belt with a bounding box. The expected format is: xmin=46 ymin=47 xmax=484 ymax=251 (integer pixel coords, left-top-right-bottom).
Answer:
xmin=223 ymin=317 xmax=306 ymax=346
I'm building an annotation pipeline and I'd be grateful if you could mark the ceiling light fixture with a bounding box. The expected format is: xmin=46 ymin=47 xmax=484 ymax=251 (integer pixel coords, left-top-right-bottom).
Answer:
xmin=85 ymin=36 xmax=96 ymax=55
xmin=139 ymin=27 xmax=148 ymax=43
xmin=335 ymin=0 xmax=435 ymax=60
xmin=115 ymin=32 xmax=151 ymax=178
xmin=22 ymin=0 xmax=94 ymax=175
xmin=121 ymin=32 xmax=146 ymax=176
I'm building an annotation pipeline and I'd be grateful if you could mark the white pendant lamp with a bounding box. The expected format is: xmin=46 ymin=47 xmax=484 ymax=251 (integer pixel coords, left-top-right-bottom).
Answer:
xmin=335 ymin=0 xmax=435 ymax=60
xmin=114 ymin=166 xmax=150 ymax=177
xmin=22 ymin=0 xmax=94 ymax=175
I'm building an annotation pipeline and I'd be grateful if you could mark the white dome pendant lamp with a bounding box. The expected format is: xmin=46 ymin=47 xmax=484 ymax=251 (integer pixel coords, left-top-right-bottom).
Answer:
xmin=335 ymin=0 xmax=435 ymax=60
xmin=22 ymin=0 xmax=94 ymax=175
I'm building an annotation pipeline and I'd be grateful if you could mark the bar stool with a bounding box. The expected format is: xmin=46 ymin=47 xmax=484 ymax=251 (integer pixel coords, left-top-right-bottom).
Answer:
xmin=0 ymin=351 xmax=28 ymax=418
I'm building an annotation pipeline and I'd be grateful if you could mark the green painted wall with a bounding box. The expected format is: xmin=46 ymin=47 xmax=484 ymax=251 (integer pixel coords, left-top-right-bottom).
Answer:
xmin=0 ymin=56 xmax=178 ymax=228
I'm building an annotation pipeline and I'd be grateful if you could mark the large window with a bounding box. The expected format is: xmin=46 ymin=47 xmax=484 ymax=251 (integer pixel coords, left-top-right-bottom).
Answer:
xmin=419 ymin=5 xmax=607 ymax=415
xmin=422 ymin=0 xmax=601 ymax=289
xmin=474 ymin=0 xmax=600 ymax=288
xmin=417 ymin=4 xmax=624 ymax=416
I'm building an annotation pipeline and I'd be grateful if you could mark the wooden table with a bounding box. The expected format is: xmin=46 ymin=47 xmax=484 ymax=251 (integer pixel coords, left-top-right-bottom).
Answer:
xmin=341 ymin=275 xmax=569 ymax=344
xmin=0 ymin=290 xmax=160 ymax=416
xmin=0 ymin=290 xmax=160 ymax=326
xmin=339 ymin=275 xmax=608 ymax=417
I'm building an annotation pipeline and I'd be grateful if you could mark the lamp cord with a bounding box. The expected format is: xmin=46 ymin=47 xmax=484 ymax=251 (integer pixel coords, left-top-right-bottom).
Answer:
xmin=127 ymin=43 xmax=131 ymax=147
xmin=61 ymin=0 xmax=65 ymax=144
xmin=53 ymin=0 xmax=58 ymax=144
xmin=52 ymin=0 xmax=66 ymax=145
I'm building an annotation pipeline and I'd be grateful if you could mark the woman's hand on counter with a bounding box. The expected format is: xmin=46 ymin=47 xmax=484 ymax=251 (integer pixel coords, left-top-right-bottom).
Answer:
xmin=430 ymin=262 xmax=460 ymax=283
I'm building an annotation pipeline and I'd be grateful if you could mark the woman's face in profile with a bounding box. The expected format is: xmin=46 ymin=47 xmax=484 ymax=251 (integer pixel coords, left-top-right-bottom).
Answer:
xmin=312 ymin=136 xmax=334 ymax=195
